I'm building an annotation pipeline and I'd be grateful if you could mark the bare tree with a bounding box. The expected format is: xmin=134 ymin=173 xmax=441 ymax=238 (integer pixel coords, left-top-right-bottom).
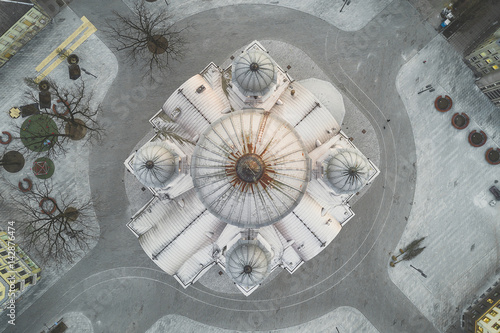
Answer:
xmin=15 ymin=78 xmax=104 ymax=158
xmin=26 ymin=78 xmax=104 ymax=143
xmin=106 ymin=0 xmax=187 ymax=78
xmin=13 ymin=181 xmax=98 ymax=266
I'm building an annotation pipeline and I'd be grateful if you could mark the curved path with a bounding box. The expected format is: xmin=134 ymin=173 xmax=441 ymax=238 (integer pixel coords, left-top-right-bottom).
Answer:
xmin=5 ymin=2 xmax=438 ymax=332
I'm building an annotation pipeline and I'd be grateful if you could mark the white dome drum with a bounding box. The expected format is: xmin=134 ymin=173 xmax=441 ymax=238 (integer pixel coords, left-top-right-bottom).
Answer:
xmin=191 ymin=110 xmax=310 ymax=228
xmin=133 ymin=142 xmax=179 ymax=188
xmin=324 ymin=148 xmax=370 ymax=195
xmin=232 ymin=49 xmax=277 ymax=96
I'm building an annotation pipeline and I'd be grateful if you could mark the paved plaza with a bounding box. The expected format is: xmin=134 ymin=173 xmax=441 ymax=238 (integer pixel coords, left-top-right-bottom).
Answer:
xmin=0 ymin=0 xmax=499 ymax=332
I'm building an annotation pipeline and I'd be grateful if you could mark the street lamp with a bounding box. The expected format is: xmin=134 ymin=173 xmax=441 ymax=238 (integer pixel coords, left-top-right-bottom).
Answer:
xmin=410 ymin=264 xmax=427 ymax=278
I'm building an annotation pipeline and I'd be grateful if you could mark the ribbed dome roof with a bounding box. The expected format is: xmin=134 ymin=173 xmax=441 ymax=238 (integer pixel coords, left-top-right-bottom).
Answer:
xmin=133 ymin=142 xmax=178 ymax=188
xmin=325 ymin=148 xmax=370 ymax=195
xmin=232 ymin=49 xmax=276 ymax=96
xmin=225 ymin=240 xmax=272 ymax=289
xmin=191 ymin=110 xmax=310 ymax=228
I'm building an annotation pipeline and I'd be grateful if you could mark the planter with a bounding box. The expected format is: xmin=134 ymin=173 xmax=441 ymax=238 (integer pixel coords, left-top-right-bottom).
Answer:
xmin=67 ymin=54 xmax=79 ymax=65
xmin=18 ymin=178 xmax=33 ymax=192
xmin=468 ymin=130 xmax=487 ymax=147
xmin=0 ymin=131 xmax=12 ymax=144
xmin=52 ymin=99 xmax=70 ymax=116
xmin=33 ymin=157 xmax=55 ymax=179
xmin=38 ymin=80 xmax=50 ymax=91
xmin=39 ymin=197 xmax=57 ymax=215
xmin=147 ymin=35 xmax=168 ymax=54
xmin=434 ymin=95 xmax=453 ymax=112
xmin=20 ymin=114 xmax=59 ymax=152
xmin=485 ymin=148 xmax=500 ymax=165
xmin=451 ymin=112 xmax=469 ymax=130
xmin=64 ymin=118 xmax=87 ymax=140
xmin=1 ymin=151 xmax=24 ymax=173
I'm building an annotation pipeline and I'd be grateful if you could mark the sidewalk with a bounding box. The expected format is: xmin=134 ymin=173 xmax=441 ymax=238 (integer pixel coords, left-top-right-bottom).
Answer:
xmin=391 ymin=35 xmax=500 ymax=332
xmin=0 ymin=6 xmax=117 ymax=330
xmin=146 ymin=307 xmax=380 ymax=333
xmin=123 ymin=0 xmax=393 ymax=32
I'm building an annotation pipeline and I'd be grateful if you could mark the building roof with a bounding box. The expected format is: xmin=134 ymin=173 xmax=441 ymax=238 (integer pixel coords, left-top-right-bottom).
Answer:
xmin=225 ymin=239 xmax=272 ymax=288
xmin=126 ymin=40 xmax=379 ymax=296
xmin=324 ymin=148 xmax=371 ymax=195
xmin=133 ymin=142 xmax=178 ymax=188
xmin=191 ymin=109 xmax=310 ymax=228
xmin=232 ymin=49 xmax=277 ymax=96
xmin=0 ymin=1 xmax=32 ymax=37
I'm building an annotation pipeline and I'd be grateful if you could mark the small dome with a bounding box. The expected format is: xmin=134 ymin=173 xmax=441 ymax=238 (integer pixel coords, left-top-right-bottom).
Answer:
xmin=133 ymin=142 xmax=178 ymax=188
xmin=325 ymin=148 xmax=370 ymax=195
xmin=232 ymin=50 xmax=276 ymax=96
xmin=225 ymin=240 xmax=272 ymax=289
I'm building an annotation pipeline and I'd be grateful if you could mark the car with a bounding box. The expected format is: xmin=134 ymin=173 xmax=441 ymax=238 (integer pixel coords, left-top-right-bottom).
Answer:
xmin=490 ymin=186 xmax=500 ymax=201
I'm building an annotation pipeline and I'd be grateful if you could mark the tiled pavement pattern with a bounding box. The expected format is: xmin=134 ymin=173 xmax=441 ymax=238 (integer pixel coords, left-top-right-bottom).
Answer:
xmin=392 ymin=35 xmax=500 ymax=332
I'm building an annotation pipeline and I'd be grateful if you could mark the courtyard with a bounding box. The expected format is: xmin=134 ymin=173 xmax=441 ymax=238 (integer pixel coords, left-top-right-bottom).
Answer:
xmin=0 ymin=0 xmax=499 ymax=333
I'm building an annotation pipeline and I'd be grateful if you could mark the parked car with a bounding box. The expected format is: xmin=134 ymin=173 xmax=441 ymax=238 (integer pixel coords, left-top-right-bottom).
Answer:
xmin=490 ymin=186 xmax=500 ymax=201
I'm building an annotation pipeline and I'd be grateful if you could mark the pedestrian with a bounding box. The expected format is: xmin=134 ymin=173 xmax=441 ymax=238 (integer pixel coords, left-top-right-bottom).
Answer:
xmin=387 ymin=119 xmax=390 ymax=122
xmin=423 ymin=60 xmax=427 ymax=64
xmin=383 ymin=126 xmax=386 ymax=129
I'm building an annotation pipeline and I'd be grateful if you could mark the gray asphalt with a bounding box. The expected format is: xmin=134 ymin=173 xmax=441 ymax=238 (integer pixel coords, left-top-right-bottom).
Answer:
xmin=3 ymin=1 xmax=441 ymax=332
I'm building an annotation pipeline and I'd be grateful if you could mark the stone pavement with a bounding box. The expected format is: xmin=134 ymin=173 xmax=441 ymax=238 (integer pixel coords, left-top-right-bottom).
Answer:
xmin=392 ymin=34 xmax=500 ymax=332
xmin=0 ymin=5 xmax=117 ymax=332
xmin=146 ymin=307 xmax=380 ymax=333
xmin=123 ymin=0 xmax=393 ymax=32
xmin=4 ymin=0 xmax=498 ymax=332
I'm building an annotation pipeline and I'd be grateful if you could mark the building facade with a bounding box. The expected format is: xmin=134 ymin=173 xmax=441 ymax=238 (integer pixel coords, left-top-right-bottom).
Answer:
xmin=0 ymin=1 xmax=50 ymax=68
xmin=0 ymin=231 xmax=41 ymax=310
xmin=477 ymin=70 xmax=500 ymax=107
xmin=465 ymin=28 xmax=500 ymax=77
xmin=462 ymin=278 xmax=500 ymax=333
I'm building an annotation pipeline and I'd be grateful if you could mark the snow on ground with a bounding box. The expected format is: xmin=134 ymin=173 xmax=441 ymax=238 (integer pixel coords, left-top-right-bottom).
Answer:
xmin=124 ymin=0 xmax=393 ymax=32
xmin=0 ymin=7 xmax=117 ymax=330
xmin=60 ymin=312 xmax=93 ymax=333
xmin=391 ymin=35 xmax=500 ymax=332
xmin=146 ymin=306 xmax=379 ymax=333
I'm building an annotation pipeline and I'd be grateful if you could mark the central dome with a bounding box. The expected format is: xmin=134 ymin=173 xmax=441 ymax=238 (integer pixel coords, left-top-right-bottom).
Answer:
xmin=191 ymin=110 xmax=310 ymax=228
xmin=232 ymin=49 xmax=277 ymax=96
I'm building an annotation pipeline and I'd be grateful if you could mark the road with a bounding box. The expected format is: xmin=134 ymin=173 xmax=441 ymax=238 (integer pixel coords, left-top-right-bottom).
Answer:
xmin=4 ymin=1 xmax=441 ymax=332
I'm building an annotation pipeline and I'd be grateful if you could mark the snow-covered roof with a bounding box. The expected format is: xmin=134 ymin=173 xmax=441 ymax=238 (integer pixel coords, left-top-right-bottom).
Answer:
xmin=232 ymin=49 xmax=277 ymax=96
xmin=125 ymin=40 xmax=379 ymax=296
xmin=225 ymin=239 xmax=273 ymax=289
xmin=191 ymin=109 xmax=310 ymax=228
xmin=323 ymin=148 xmax=371 ymax=195
xmin=269 ymin=82 xmax=340 ymax=152
xmin=161 ymin=74 xmax=230 ymax=140
xmin=132 ymin=142 xmax=179 ymax=188
xmin=135 ymin=189 xmax=225 ymax=275
xmin=275 ymin=193 xmax=342 ymax=261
